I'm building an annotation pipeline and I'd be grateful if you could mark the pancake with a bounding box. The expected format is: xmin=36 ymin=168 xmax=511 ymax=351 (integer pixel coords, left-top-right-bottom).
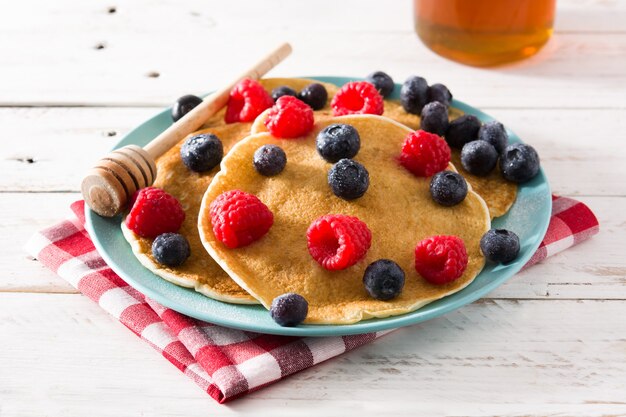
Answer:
xmin=450 ymin=150 xmax=517 ymax=218
xmin=122 ymin=78 xmax=338 ymax=304
xmin=198 ymin=115 xmax=491 ymax=324
xmin=381 ymin=99 xmax=464 ymax=131
xmin=252 ymin=98 xmax=515 ymax=218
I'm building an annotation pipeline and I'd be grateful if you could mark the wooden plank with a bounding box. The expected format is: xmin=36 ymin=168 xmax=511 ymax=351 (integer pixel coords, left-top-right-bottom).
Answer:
xmin=1 ymin=107 xmax=624 ymax=196
xmin=489 ymin=195 xmax=623 ymax=299
xmin=0 ymin=107 xmax=154 ymax=192
xmin=555 ymin=0 xmax=626 ymax=33
xmin=1 ymin=192 xmax=78 ymax=293
xmin=1 ymin=32 xmax=623 ymax=109
xmin=0 ymin=0 xmax=623 ymax=40
xmin=0 ymin=0 xmax=624 ymax=107
xmin=488 ymin=108 xmax=626 ymax=197
xmin=1 ymin=293 xmax=624 ymax=416
xmin=2 ymin=193 xmax=623 ymax=299
xmin=1 ymin=0 xmax=623 ymax=41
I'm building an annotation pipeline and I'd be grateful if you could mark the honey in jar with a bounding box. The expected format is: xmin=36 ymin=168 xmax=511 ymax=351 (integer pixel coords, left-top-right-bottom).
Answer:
xmin=414 ymin=0 xmax=556 ymax=67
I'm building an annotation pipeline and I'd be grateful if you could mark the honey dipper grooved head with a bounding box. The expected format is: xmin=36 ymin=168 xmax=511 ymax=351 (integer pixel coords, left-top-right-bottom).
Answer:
xmin=81 ymin=145 xmax=157 ymax=217
xmin=81 ymin=168 xmax=127 ymax=217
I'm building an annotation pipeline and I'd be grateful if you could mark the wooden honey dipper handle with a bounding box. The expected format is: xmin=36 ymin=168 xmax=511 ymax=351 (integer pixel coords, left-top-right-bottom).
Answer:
xmin=81 ymin=42 xmax=293 ymax=218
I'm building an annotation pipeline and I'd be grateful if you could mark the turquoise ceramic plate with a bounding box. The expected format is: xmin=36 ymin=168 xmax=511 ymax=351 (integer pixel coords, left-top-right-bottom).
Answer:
xmin=85 ymin=76 xmax=551 ymax=336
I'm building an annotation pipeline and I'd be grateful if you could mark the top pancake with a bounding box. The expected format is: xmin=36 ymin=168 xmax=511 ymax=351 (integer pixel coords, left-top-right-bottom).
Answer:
xmin=198 ymin=115 xmax=491 ymax=324
xmin=121 ymin=78 xmax=338 ymax=304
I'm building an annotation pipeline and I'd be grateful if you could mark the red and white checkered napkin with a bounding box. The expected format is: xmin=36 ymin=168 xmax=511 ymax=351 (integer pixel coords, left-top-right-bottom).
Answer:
xmin=25 ymin=195 xmax=598 ymax=403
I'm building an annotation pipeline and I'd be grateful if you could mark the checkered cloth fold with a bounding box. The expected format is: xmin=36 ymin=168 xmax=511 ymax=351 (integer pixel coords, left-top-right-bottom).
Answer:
xmin=24 ymin=195 xmax=598 ymax=403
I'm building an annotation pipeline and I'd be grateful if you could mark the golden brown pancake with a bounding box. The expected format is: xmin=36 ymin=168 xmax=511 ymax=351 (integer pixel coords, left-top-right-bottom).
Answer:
xmin=450 ymin=150 xmax=517 ymax=218
xmin=121 ymin=78 xmax=338 ymax=304
xmin=198 ymin=115 xmax=491 ymax=324
xmin=382 ymin=99 xmax=464 ymax=130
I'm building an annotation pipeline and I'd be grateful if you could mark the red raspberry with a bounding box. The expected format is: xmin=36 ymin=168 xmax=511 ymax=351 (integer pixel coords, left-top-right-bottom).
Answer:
xmin=125 ymin=187 xmax=185 ymax=239
xmin=209 ymin=190 xmax=274 ymax=249
xmin=399 ymin=130 xmax=451 ymax=177
xmin=306 ymin=214 xmax=371 ymax=271
xmin=264 ymin=96 xmax=314 ymax=138
xmin=331 ymin=81 xmax=384 ymax=116
xmin=414 ymin=235 xmax=468 ymax=285
xmin=225 ymin=78 xmax=273 ymax=123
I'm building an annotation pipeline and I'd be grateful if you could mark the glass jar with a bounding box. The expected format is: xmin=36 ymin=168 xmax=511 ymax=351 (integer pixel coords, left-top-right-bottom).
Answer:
xmin=414 ymin=0 xmax=556 ymax=67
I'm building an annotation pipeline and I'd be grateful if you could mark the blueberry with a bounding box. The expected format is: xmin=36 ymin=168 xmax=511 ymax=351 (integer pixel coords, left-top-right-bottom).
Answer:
xmin=298 ymin=83 xmax=328 ymax=110
xmin=316 ymin=123 xmax=361 ymax=163
xmin=172 ymin=94 xmax=203 ymax=122
xmin=429 ymin=170 xmax=468 ymax=206
xmin=270 ymin=293 xmax=308 ymax=327
xmin=445 ymin=115 xmax=481 ymax=149
xmin=461 ymin=140 xmax=499 ymax=176
xmin=500 ymin=143 xmax=540 ymax=183
xmin=271 ymin=85 xmax=297 ymax=102
xmin=363 ymin=259 xmax=405 ymax=301
xmin=152 ymin=233 xmax=191 ymax=267
xmin=428 ymin=83 xmax=452 ymax=107
xmin=478 ymin=121 xmax=508 ymax=154
xmin=365 ymin=71 xmax=395 ymax=98
xmin=420 ymin=101 xmax=449 ymax=136
xmin=253 ymin=144 xmax=287 ymax=176
xmin=328 ymin=159 xmax=370 ymax=200
xmin=180 ymin=133 xmax=223 ymax=172
xmin=480 ymin=229 xmax=520 ymax=264
xmin=400 ymin=76 xmax=429 ymax=115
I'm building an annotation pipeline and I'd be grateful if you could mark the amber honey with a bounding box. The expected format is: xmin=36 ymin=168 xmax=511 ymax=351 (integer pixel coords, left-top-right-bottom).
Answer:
xmin=414 ymin=0 xmax=556 ymax=66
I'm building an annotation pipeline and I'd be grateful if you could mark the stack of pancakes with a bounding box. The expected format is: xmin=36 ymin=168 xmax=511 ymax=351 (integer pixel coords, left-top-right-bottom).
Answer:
xmin=122 ymin=78 xmax=517 ymax=324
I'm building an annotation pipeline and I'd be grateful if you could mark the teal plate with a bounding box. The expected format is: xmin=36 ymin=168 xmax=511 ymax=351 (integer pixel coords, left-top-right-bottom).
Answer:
xmin=85 ymin=76 xmax=551 ymax=337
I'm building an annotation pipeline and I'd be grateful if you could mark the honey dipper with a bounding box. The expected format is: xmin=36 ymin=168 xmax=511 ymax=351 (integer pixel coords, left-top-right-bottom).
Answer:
xmin=81 ymin=42 xmax=293 ymax=217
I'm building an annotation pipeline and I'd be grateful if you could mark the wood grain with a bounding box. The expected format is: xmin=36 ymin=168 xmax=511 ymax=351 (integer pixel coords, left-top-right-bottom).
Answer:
xmin=1 ymin=294 xmax=625 ymax=416
xmin=1 ymin=32 xmax=624 ymax=109
xmin=0 ymin=1 xmax=625 ymax=108
xmin=3 ymin=193 xmax=78 ymax=293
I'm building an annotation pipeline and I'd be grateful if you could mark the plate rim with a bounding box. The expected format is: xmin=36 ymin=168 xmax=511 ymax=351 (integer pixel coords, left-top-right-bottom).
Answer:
xmin=85 ymin=75 xmax=552 ymax=336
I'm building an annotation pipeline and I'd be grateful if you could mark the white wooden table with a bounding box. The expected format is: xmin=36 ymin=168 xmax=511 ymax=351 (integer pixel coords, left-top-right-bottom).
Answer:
xmin=1 ymin=1 xmax=625 ymax=415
